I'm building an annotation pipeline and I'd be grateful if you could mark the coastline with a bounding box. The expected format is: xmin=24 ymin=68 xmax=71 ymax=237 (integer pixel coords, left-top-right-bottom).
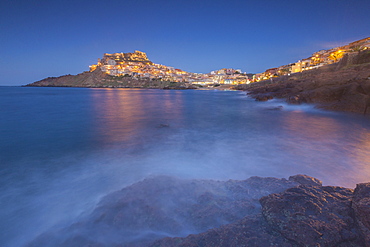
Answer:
xmin=234 ymin=50 xmax=370 ymax=115
xmin=8 ymin=74 xmax=370 ymax=246
xmin=25 ymin=50 xmax=370 ymax=115
xmin=24 ymin=69 xmax=199 ymax=90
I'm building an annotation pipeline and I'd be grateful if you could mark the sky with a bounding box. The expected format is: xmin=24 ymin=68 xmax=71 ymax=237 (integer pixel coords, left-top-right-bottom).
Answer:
xmin=0 ymin=0 xmax=369 ymax=86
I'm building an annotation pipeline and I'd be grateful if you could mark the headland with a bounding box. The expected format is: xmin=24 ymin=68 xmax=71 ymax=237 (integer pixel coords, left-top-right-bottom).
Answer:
xmin=235 ymin=50 xmax=370 ymax=115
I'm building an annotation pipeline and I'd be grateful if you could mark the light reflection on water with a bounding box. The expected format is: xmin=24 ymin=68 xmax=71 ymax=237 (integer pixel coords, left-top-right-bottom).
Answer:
xmin=83 ymin=89 xmax=370 ymax=188
xmin=282 ymin=111 xmax=342 ymax=141
xmin=90 ymin=88 xmax=186 ymax=147
xmin=277 ymin=110 xmax=367 ymax=186
xmin=351 ymin=132 xmax=370 ymax=177
xmin=1 ymin=87 xmax=370 ymax=247
xmin=91 ymin=88 xmax=147 ymax=146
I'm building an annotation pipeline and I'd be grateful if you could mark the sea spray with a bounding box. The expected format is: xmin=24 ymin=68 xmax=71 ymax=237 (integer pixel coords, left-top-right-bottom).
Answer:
xmin=1 ymin=87 xmax=370 ymax=246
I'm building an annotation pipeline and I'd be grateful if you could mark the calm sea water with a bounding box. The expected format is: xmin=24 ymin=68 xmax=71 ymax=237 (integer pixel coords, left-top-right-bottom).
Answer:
xmin=1 ymin=86 xmax=370 ymax=246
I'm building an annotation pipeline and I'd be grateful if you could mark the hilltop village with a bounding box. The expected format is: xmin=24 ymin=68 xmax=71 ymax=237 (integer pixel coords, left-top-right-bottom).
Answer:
xmin=238 ymin=38 xmax=370 ymax=115
xmin=89 ymin=50 xmax=251 ymax=85
xmin=254 ymin=37 xmax=370 ymax=81
xmin=87 ymin=37 xmax=370 ymax=85
xmin=28 ymin=36 xmax=370 ymax=89
xmin=27 ymin=36 xmax=370 ymax=114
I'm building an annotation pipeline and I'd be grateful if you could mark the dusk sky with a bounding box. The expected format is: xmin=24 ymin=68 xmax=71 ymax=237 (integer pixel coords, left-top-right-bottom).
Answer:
xmin=1 ymin=0 xmax=369 ymax=86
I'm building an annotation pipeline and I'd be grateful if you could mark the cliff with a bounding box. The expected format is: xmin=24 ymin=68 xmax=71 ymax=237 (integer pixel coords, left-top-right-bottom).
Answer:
xmin=27 ymin=175 xmax=370 ymax=247
xmin=235 ymin=50 xmax=370 ymax=114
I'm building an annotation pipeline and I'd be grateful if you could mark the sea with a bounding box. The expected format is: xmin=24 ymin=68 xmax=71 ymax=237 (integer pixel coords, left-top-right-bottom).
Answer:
xmin=1 ymin=86 xmax=370 ymax=246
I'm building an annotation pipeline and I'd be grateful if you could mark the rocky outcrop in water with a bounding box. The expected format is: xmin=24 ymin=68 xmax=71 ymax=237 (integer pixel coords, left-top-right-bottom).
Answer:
xmin=27 ymin=175 xmax=370 ymax=247
xmin=153 ymin=178 xmax=370 ymax=247
xmin=27 ymin=176 xmax=300 ymax=246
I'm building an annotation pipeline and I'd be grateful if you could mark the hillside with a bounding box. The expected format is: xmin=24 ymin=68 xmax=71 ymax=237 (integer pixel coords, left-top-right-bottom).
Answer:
xmin=25 ymin=50 xmax=199 ymax=89
xmin=25 ymin=68 xmax=197 ymax=89
xmin=235 ymin=50 xmax=370 ymax=114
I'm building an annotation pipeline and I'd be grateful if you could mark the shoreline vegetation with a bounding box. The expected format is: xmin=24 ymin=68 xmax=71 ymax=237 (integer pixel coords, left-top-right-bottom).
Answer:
xmin=28 ymin=175 xmax=370 ymax=247
xmin=25 ymin=50 xmax=370 ymax=115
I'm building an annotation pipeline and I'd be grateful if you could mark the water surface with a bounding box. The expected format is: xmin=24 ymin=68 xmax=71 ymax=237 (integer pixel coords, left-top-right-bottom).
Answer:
xmin=1 ymin=87 xmax=370 ymax=246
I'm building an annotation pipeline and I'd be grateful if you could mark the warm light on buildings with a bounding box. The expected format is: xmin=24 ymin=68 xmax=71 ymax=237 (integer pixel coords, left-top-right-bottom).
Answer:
xmin=329 ymin=49 xmax=346 ymax=62
xmin=89 ymin=52 xmax=251 ymax=85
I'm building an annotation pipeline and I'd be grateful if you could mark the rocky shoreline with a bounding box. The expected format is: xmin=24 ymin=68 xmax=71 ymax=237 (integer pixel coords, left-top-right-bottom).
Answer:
xmin=25 ymin=50 xmax=370 ymax=115
xmin=234 ymin=50 xmax=370 ymax=115
xmin=27 ymin=175 xmax=370 ymax=247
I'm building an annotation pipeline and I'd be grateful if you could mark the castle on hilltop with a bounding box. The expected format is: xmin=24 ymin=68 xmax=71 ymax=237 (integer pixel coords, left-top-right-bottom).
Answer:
xmin=101 ymin=50 xmax=152 ymax=64
xmin=89 ymin=50 xmax=250 ymax=85
xmin=89 ymin=51 xmax=193 ymax=82
xmin=89 ymin=50 xmax=153 ymax=74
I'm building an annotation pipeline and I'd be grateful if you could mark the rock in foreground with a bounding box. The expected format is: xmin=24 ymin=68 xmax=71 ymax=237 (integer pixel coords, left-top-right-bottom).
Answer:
xmin=27 ymin=175 xmax=370 ymax=247
xmin=153 ymin=179 xmax=370 ymax=247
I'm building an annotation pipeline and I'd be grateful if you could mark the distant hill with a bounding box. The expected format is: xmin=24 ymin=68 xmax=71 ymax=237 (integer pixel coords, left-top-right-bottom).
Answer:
xmin=26 ymin=50 xmax=199 ymax=89
xmin=26 ymin=68 xmax=197 ymax=89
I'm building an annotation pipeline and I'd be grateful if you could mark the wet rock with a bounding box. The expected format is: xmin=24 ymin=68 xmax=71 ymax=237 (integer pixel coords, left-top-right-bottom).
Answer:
xmin=28 ymin=176 xmax=299 ymax=247
xmin=27 ymin=176 xmax=370 ymax=247
xmin=149 ymin=214 xmax=293 ymax=247
xmin=266 ymin=105 xmax=283 ymax=110
xmin=352 ymin=183 xmax=370 ymax=246
xmin=255 ymin=95 xmax=273 ymax=101
xmin=288 ymin=174 xmax=322 ymax=187
xmin=153 ymin=178 xmax=369 ymax=247
xmin=287 ymin=95 xmax=304 ymax=104
xmin=364 ymin=96 xmax=370 ymax=115
xmin=260 ymin=185 xmax=360 ymax=246
xmin=157 ymin=124 xmax=170 ymax=128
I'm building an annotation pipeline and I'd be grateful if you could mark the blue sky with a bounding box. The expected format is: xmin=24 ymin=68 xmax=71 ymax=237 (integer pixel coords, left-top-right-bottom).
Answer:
xmin=1 ymin=0 xmax=369 ymax=86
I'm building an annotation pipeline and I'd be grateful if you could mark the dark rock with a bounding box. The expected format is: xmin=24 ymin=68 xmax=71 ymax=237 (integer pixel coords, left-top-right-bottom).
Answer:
xmin=157 ymin=124 xmax=170 ymax=128
xmin=255 ymin=95 xmax=273 ymax=101
xmin=27 ymin=176 xmax=370 ymax=247
xmin=289 ymin=174 xmax=322 ymax=187
xmin=352 ymin=183 xmax=370 ymax=246
xmin=260 ymin=185 xmax=360 ymax=246
xmin=266 ymin=105 xmax=283 ymax=110
xmin=353 ymin=50 xmax=370 ymax=65
xmin=149 ymin=214 xmax=293 ymax=247
xmin=287 ymin=95 xmax=304 ymax=104
xmin=244 ymin=51 xmax=370 ymax=114
xmin=364 ymin=96 xmax=370 ymax=115
xmin=153 ymin=179 xmax=369 ymax=247
xmin=27 ymin=176 xmax=298 ymax=247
